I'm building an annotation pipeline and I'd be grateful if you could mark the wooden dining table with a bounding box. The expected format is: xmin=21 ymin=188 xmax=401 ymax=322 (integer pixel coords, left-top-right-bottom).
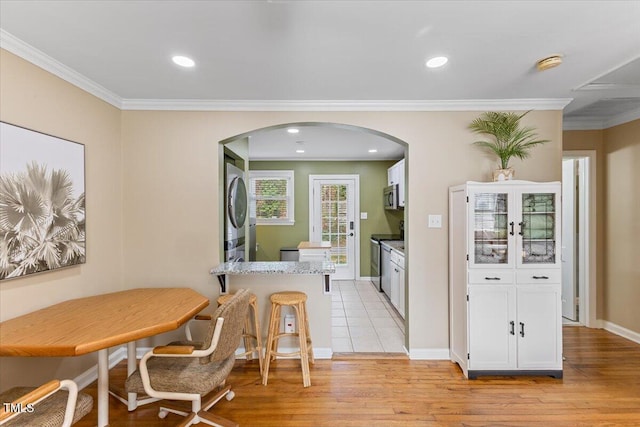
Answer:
xmin=0 ymin=287 xmax=210 ymax=427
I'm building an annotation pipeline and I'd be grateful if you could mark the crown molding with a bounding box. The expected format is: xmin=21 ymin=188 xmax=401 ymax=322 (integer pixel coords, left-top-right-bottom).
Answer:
xmin=0 ymin=29 xmax=123 ymax=108
xmin=120 ymin=98 xmax=572 ymax=112
xmin=563 ymin=107 xmax=640 ymax=131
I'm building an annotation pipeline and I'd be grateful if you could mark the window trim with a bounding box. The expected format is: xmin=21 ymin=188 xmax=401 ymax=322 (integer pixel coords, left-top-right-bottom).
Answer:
xmin=249 ymin=170 xmax=295 ymax=225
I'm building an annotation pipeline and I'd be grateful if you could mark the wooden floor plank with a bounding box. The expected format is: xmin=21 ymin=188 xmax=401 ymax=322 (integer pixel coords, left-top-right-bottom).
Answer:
xmin=73 ymin=327 xmax=640 ymax=426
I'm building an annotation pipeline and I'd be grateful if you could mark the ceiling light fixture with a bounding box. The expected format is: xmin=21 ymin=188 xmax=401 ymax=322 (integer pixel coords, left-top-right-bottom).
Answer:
xmin=287 ymin=128 xmax=299 ymax=134
xmin=172 ymin=55 xmax=195 ymax=68
xmin=296 ymin=149 xmax=305 ymax=153
xmin=426 ymin=56 xmax=448 ymax=68
xmin=368 ymin=149 xmax=378 ymax=153
xmin=536 ymin=55 xmax=563 ymax=71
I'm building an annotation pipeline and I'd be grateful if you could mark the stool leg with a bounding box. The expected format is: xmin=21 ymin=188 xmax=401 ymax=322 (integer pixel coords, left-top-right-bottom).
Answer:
xmin=243 ymin=314 xmax=253 ymax=362
xmin=262 ymin=302 xmax=277 ymax=386
xmin=270 ymin=304 xmax=282 ymax=361
xmin=294 ymin=302 xmax=311 ymax=387
xmin=302 ymin=301 xmax=314 ymax=364
xmin=252 ymin=301 xmax=264 ymax=375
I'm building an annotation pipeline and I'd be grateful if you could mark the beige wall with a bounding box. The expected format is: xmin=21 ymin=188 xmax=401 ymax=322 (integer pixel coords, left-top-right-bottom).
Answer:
xmin=0 ymin=50 xmax=123 ymax=386
xmin=1 ymin=48 xmax=564 ymax=389
xmin=563 ymin=119 xmax=640 ymax=333
xmin=603 ymin=120 xmax=639 ymax=331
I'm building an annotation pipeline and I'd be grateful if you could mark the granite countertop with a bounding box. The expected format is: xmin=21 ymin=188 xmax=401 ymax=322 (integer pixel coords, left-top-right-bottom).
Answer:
xmin=210 ymin=261 xmax=336 ymax=276
xmin=381 ymin=240 xmax=405 ymax=255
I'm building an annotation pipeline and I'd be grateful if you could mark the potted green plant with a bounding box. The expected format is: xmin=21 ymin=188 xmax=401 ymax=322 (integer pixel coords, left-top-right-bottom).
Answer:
xmin=468 ymin=111 xmax=550 ymax=181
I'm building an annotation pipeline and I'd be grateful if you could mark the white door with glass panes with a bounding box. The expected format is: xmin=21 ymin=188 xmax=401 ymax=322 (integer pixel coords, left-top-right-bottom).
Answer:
xmin=309 ymin=175 xmax=358 ymax=280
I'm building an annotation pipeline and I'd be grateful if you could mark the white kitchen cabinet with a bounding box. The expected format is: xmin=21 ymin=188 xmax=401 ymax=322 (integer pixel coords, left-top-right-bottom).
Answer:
xmin=387 ymin=159 xmax=405 ymax=208
xmin=389 ymin=249 xmax=405 ymax=319
xmin=449 ymin=180 xmax=562 ymax=379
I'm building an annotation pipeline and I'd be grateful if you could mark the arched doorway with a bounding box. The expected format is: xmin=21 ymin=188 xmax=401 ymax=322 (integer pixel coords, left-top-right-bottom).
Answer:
xmin=219 ymin=122 xmax=410 ymax=354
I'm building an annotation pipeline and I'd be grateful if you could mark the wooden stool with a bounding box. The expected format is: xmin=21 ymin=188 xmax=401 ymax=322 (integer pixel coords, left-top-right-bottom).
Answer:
xmin=217 ymin=292 xmax=263 ymax=375
xmin=262 ymin=291 xmax=314 ymax=387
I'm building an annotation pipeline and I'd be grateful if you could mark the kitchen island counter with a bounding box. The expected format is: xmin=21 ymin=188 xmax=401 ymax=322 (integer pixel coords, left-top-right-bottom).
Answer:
xmin=210 ymin=261 xmax=335 ymax=358
xmin=211 ymin=261 xmax=335 ymax=276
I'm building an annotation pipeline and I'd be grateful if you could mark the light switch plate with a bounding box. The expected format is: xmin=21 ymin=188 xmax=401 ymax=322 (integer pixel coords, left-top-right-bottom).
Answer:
xmin=360 ymin=212 xmax=368 ymax=219
xmin=428 ymin=214 xmax=442 ymax=228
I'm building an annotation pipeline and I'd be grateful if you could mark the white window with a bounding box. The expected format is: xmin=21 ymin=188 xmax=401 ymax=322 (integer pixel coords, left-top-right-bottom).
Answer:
xmin=249 ymin=170 xmax=295 ymax=225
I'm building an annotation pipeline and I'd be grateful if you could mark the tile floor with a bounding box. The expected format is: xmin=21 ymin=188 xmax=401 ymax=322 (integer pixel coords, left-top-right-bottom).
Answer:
xmin=331 ymin=280 xmax=406 ymax=353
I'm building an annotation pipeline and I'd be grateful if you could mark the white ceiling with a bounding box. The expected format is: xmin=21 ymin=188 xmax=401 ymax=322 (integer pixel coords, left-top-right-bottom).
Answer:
xmin=1 ymin=1 xmax=639 ymax=160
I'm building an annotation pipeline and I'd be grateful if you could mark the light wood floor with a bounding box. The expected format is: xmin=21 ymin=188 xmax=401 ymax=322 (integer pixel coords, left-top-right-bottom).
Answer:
xmin=75 ymin=327 xmax=640 ymax=426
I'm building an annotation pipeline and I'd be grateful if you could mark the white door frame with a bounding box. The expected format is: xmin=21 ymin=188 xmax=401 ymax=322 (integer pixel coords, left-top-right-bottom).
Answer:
xmin=562 ymin=150 xmax=597 ymax=328
xmin=309 ymin=174 xmax=360 ymax=280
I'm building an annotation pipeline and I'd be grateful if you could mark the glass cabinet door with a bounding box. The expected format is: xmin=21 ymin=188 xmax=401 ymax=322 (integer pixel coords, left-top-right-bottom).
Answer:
xmin=472 ymin=192 xmax=510 ymax=265
xmin=520 ymin=193 xmax=556 ymax=264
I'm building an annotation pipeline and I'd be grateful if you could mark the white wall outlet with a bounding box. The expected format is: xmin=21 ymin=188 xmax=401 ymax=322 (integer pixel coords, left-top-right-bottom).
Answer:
xmin=428 ymin=214 xmax=442 ymax=228
xmin=360 ymin=212 xmax=368 ymax=219
xmin=284 ymin=314 xmax=296 ymax=333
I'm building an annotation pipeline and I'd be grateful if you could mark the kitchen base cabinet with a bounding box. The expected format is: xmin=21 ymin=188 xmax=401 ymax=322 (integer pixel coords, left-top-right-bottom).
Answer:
xmin=389 ymin=250 xmax=405 ymax=319
xmin=467 ymin=284 xmax=562 ymax=378
xmin=449 ymin=181 xmax=563 ymax=379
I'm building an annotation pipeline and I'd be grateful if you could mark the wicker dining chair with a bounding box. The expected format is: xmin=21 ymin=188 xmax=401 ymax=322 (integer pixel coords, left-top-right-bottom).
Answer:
xmin=125 ymin=288 xmax=250 ymax=427
xmin=0 ymin=379 xmax=93 ymax=427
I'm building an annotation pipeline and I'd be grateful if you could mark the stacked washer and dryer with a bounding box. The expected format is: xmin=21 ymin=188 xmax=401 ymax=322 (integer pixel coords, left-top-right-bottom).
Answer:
xmin=225 ymin=163 xmax=249 ymax=262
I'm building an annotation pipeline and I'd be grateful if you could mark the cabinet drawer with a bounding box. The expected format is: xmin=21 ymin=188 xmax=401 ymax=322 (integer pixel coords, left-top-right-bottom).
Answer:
xmin=516 ymin=269 xmax=560 ymax=284
xmin=469 ymin=270 xmax=514 ymax=284
xmin=390 ymin=251 xmax=405 ymax=268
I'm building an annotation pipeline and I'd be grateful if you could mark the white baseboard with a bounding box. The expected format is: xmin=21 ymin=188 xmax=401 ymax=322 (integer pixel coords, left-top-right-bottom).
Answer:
xmin=408 ymin=348 xmax=450 ymax=360
xmin=602 ymin=321 xmax=640 ymax=345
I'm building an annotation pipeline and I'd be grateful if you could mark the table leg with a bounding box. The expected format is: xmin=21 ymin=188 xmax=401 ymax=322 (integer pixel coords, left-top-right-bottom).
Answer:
xmin=127 ymin=341 xmax=138 ymax=411
xmin=97 ymin=348 xmax=109 ymax=427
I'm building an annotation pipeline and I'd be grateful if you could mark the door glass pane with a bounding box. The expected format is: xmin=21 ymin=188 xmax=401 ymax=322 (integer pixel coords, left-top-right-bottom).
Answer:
xmin=521 ymin=193 xmax=556 ymax=264
xmin=473 ymin=193 xmax=509 ymax=264
xmin=320 ymin=184 xmax=348 ymax=265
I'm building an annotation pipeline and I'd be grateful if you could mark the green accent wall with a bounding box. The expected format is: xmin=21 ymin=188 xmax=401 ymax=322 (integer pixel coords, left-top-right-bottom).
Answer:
xmin=250 ymin=160 xmax=404 ymax=276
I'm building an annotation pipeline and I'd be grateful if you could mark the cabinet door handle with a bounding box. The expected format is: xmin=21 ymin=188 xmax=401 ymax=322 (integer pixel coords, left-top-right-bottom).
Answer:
xmin=484 ymin=277 xmax=501 ymax=280
xmin=532 ymin=275 xmax=549 ymax=280
xmin=519 ymin=322 xmax=525 ymax=337
xmin=509 ymin=221 xmax=515 ymax=236
xmin=518 ymin=221 xmax=524 ymax=236
xmin=510 ymin=321 xmax=515 ymax=335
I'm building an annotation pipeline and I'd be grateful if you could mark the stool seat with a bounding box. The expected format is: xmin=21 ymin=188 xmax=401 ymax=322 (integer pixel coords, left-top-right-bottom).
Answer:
xmin=269 ymin=291 xmax=307 ymax=305
xmin=262 ymin=290 xmax=314 ymax=387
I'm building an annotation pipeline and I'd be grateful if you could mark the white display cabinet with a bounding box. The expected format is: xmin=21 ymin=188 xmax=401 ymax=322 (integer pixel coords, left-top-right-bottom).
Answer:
xmin=449 ymin=181 xmax=563 ymax=379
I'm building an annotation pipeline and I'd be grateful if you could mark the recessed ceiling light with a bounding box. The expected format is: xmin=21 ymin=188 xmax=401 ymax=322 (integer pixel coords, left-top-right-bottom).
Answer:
xmin=296 ymin=149 xmax=305 ymax=153
xmin=172 ymin=55 xmax=195 ymax=68
xmin=287 ymin=128 xmax=299 ymax=134
xmin=368 ymin=149 xmax=378 ymax=153
xmin=426 ymin=56 xmax=448 ymax=68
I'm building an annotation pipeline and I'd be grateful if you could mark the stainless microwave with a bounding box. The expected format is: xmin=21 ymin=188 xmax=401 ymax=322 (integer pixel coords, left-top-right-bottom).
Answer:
xmin=383 ymin=184 xmax=399 ymax=210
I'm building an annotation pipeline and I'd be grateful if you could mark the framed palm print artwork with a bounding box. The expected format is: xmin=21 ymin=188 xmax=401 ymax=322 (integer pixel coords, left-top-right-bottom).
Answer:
xmin=0 ymin=122 xmax=86 ymax=280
